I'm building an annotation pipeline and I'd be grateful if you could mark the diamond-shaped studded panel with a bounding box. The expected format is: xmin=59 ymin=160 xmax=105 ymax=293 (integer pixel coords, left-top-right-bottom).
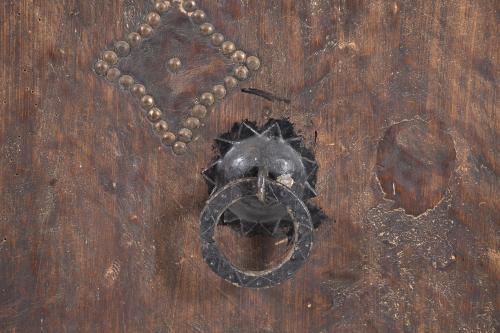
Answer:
xmin=93 ymin=0 xmax=261 ymax=155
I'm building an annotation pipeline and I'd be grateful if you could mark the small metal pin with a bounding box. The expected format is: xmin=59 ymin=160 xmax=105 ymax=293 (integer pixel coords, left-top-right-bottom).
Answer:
xmin=257 ymin=167 xmax=268 ymax=203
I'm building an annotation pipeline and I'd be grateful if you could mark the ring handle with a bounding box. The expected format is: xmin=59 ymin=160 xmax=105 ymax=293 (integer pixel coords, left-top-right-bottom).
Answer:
xmin=200 ymin=178 xmax=313 ymax=288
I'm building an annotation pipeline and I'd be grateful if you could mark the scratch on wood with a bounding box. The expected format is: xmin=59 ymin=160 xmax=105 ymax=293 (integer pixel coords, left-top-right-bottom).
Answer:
xmin=104 ymin=260 xmax=121 ymax=287
xmin=241 ymin=88 xmax=291 ymax=104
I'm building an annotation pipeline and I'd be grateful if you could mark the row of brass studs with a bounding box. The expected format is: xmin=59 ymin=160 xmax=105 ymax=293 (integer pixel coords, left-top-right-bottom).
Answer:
xmin=94 ymin=0 xmax=261 ymax=155
xmin=95 ymin=1 xmax=190 ymax=155
xmin=183 ymin=1 xmax=261 ymax=152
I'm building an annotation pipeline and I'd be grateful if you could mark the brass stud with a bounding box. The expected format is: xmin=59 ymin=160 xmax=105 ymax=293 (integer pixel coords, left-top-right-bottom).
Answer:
xmin=127 ymin=32 xmax=142 ymax=48
xmin=200 ymin=23 xmax=215 ymax=36
xmin=154 ymin=1 xmax=171 ymax=14
xmin=173 ymin=141 xmax=188 ymax=155
xmin=183 ymin=0 xmax=197 ymax=12
xmin=114 ymin=41 xmax=131 ymax=57
xmin=184 ymin=117 xmax=201 ymax=129
xmin=131 ymin=84 xmax=146 ymax=97
xmin=224 ymin=76 xmax=238 ymax=89
xmin=231 ymin=50 xmax=246 ymax=64
xmin=200 ymin=92 xmax=215 ymax=106
xmin=106 ymin=68 xmax=121 ymax=82
xmin=246 ymin=56 xmax=261 ymax=71
xmin=147 ymin=107 xmax=162 ymax=122
xmin=146 ymin=12 xmax=161 ymax=27
xmin=103 ymin=50 xmax=119 ymax=65
xmin=210 ymin=33 xmax=224 ymax=46
xmin=94 ymin=60 xmax=109 ymax=75
xmin=191 ymin=104 xmax=208 ymax=118
xmin=167 ymin=57 xmax=182 ymax=72
xmin=178 ymin=128 xmax=193 ymax=143
xmin=192 ymin=10 xmax=206 ymax=24
xmin=162 ymin=132 xmax=176 ymax=146
xmin=139 ymin=24 xmax=153 ymax=38
xmin=234 ymin=65 xmax=249 ymax=80
xmin=221 ymin=41 xmax=236 ymax=55
xmin=212 ymin=85 xmax=226 ymax=99
xmin=118 ymin=75 xmax=134 ymax=89
xmin=155 ymin=120 xmax=169 ymax=133
xmin=141 ymin=95 xmax=155 ymax=109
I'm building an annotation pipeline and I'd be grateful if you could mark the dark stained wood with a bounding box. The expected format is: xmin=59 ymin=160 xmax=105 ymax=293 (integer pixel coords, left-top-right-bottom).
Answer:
xmin=0 ymin=0 xmax=498 ymax=332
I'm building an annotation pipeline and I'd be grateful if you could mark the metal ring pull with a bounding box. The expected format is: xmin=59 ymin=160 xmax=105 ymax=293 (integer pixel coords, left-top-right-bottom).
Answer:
xmin=200 ymin=120 xmax=319 ymax=288
xmin=200 ymin=178 xmax=313 ymax=288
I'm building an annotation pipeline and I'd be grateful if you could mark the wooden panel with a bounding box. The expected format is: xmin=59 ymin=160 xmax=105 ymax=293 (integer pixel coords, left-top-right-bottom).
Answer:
xmin=0 ymin=0 xmax=498 ymax=332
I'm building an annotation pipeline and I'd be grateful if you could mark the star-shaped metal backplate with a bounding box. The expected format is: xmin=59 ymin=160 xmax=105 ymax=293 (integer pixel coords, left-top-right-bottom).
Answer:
xmin=202 ymin=120 xmax=319 ymax=240
xmin=93 ymin=0 xmax=262 ymax=155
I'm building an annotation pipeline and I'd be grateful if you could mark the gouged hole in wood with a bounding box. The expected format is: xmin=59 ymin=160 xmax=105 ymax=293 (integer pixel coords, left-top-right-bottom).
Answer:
xmin=376 ymin=119 xmax=457 ymax=216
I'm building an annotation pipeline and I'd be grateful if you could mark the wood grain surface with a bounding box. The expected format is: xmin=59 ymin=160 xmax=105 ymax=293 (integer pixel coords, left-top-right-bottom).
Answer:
xmin=0 ymin=0 xmax=498 ymax=332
